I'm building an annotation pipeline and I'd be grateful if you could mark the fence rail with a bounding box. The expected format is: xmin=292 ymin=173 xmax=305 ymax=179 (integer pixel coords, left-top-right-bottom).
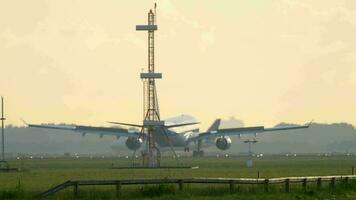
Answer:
xmin=39 ymin=175 xmax=356 ymax=198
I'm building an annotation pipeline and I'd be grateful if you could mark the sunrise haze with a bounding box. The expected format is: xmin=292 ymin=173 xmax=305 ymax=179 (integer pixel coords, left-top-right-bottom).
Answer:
xmin=1 ymin=0 xmax=355 ymax=129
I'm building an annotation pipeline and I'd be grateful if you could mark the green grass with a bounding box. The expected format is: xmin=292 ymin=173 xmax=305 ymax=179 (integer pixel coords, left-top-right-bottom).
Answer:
xmin=0 ymin=155 xmax=356 ymax=199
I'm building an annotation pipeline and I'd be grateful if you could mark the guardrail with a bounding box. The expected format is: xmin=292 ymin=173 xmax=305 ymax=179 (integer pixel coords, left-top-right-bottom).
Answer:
xmin=39 ymin=175 xmax=356 ymax=198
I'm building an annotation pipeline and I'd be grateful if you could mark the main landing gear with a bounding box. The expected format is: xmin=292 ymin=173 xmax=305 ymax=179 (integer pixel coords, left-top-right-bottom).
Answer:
xmin=192 ymin=139 xmax=204 ymax=157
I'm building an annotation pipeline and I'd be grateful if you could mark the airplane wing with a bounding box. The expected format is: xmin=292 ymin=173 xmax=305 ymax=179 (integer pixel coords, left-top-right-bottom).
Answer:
xmin=189 ymin=124 xmax=310 ymax=142
xmin=27 ymin=123 xmax=141 ymax=138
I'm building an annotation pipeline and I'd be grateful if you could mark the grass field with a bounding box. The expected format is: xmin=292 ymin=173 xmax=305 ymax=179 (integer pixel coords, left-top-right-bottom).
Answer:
xmin=1 ymin=155 xmax=356 ymax=199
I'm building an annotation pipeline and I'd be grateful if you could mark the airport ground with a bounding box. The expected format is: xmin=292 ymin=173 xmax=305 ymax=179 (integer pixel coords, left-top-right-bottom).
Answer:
xmin=0 ymin=155 xmax=356 ymax=199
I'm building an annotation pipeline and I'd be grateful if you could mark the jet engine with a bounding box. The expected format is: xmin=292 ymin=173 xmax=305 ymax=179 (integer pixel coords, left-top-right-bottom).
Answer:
xmin=125 ymin=137 xmax=142 ymax=151
xmin=215 ymin=136 xmax=232 ymax=151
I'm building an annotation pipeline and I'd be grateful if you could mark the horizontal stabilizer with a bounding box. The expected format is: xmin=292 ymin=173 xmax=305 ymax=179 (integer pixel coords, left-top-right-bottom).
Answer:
xmin=179 ymin=128 xmax=200 ymax=134
xmin=109 ymin=121 xmax=199 ymax=129
xmin=107 ymin=122 xmax=143 ymax=128
xmin=20 ymin=118 xmax=28 ymax=126
xmin=165 ymin=122 xmax=200 ymax=129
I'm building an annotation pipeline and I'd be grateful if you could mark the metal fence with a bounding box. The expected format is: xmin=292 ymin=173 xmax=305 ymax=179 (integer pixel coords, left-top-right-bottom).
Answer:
xmin=39 ymin=175 xmax=356 ymax=198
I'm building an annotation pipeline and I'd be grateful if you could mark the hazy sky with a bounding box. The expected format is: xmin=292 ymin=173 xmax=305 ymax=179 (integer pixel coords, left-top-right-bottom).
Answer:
xmin=1 ymin=0 xmax=355 ymax=129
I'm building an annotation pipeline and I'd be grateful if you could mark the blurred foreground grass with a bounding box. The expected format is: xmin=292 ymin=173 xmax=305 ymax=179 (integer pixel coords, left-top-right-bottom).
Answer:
xmin=0 ymin=155 xmax=356 ymax=199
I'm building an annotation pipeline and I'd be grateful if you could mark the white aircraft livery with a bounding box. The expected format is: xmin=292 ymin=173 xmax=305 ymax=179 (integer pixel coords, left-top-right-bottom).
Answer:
xmin=27 ymin=115 xmax=310 ymax=157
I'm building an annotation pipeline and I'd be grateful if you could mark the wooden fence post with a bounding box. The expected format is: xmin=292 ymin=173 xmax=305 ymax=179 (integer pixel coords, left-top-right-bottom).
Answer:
xmin=73 ymin=182 xmax=78 ymax=198
xmin=178 ymin=180 xmax=184 ymax=191
xmin=302 ymin=178 xmax=307 ymax=192
xmin=330 ymin=177 xmax=336 ymax=192
xmin=257 ymin=171 xmax=260 ymax=179
xmin=264 ymin=179 xmax=269 ymax=192
xmin=116 ymin=181 xmax=121 ymax=199
xmin=285 ymin=179 xmax=290 ymax=193
xmin=344 ymin=177 xmax=349 ymax=184
xmin=229 ymin=180 xmax=235 ymax=193
xmin=317 ymin=178 xmax=322 ymax=190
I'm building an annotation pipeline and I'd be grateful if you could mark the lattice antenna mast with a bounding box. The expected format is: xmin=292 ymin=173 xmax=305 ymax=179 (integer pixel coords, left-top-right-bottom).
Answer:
xmin=146 ymin=8 xmax=159 ymax=121
xmin=136 ymin=4 xmax=163 ymax=167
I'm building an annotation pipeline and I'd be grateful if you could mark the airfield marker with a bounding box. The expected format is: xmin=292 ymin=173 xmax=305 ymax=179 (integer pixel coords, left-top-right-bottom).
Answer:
xmin=244 ymin=139 xmax=258 ymax=167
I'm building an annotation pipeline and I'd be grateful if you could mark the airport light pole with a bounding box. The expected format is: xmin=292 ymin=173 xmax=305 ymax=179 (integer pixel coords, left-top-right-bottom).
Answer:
xmin=1 ymin=96 xmax=5 ymax=161
xmin=244 ymin=139 xmax=258 ymax=167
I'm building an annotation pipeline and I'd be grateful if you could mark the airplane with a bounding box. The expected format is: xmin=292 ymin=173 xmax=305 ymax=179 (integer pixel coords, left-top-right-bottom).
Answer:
xmin=25 ymin=5 xmax=310 ymax=157
xmin=26 ymin=114 xmax=310 ymax=157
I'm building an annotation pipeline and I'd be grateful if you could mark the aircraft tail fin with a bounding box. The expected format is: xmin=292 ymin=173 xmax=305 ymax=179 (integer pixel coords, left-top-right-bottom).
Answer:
xmin=207 ymin=119 xmax=221 ymax=132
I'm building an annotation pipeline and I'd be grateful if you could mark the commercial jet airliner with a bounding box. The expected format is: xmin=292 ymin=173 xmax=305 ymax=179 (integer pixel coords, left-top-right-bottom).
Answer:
xmin=26 ymin=5 xmax=309 ymax=157
xmin=27 ymin=115 xmax=309 ymax=157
